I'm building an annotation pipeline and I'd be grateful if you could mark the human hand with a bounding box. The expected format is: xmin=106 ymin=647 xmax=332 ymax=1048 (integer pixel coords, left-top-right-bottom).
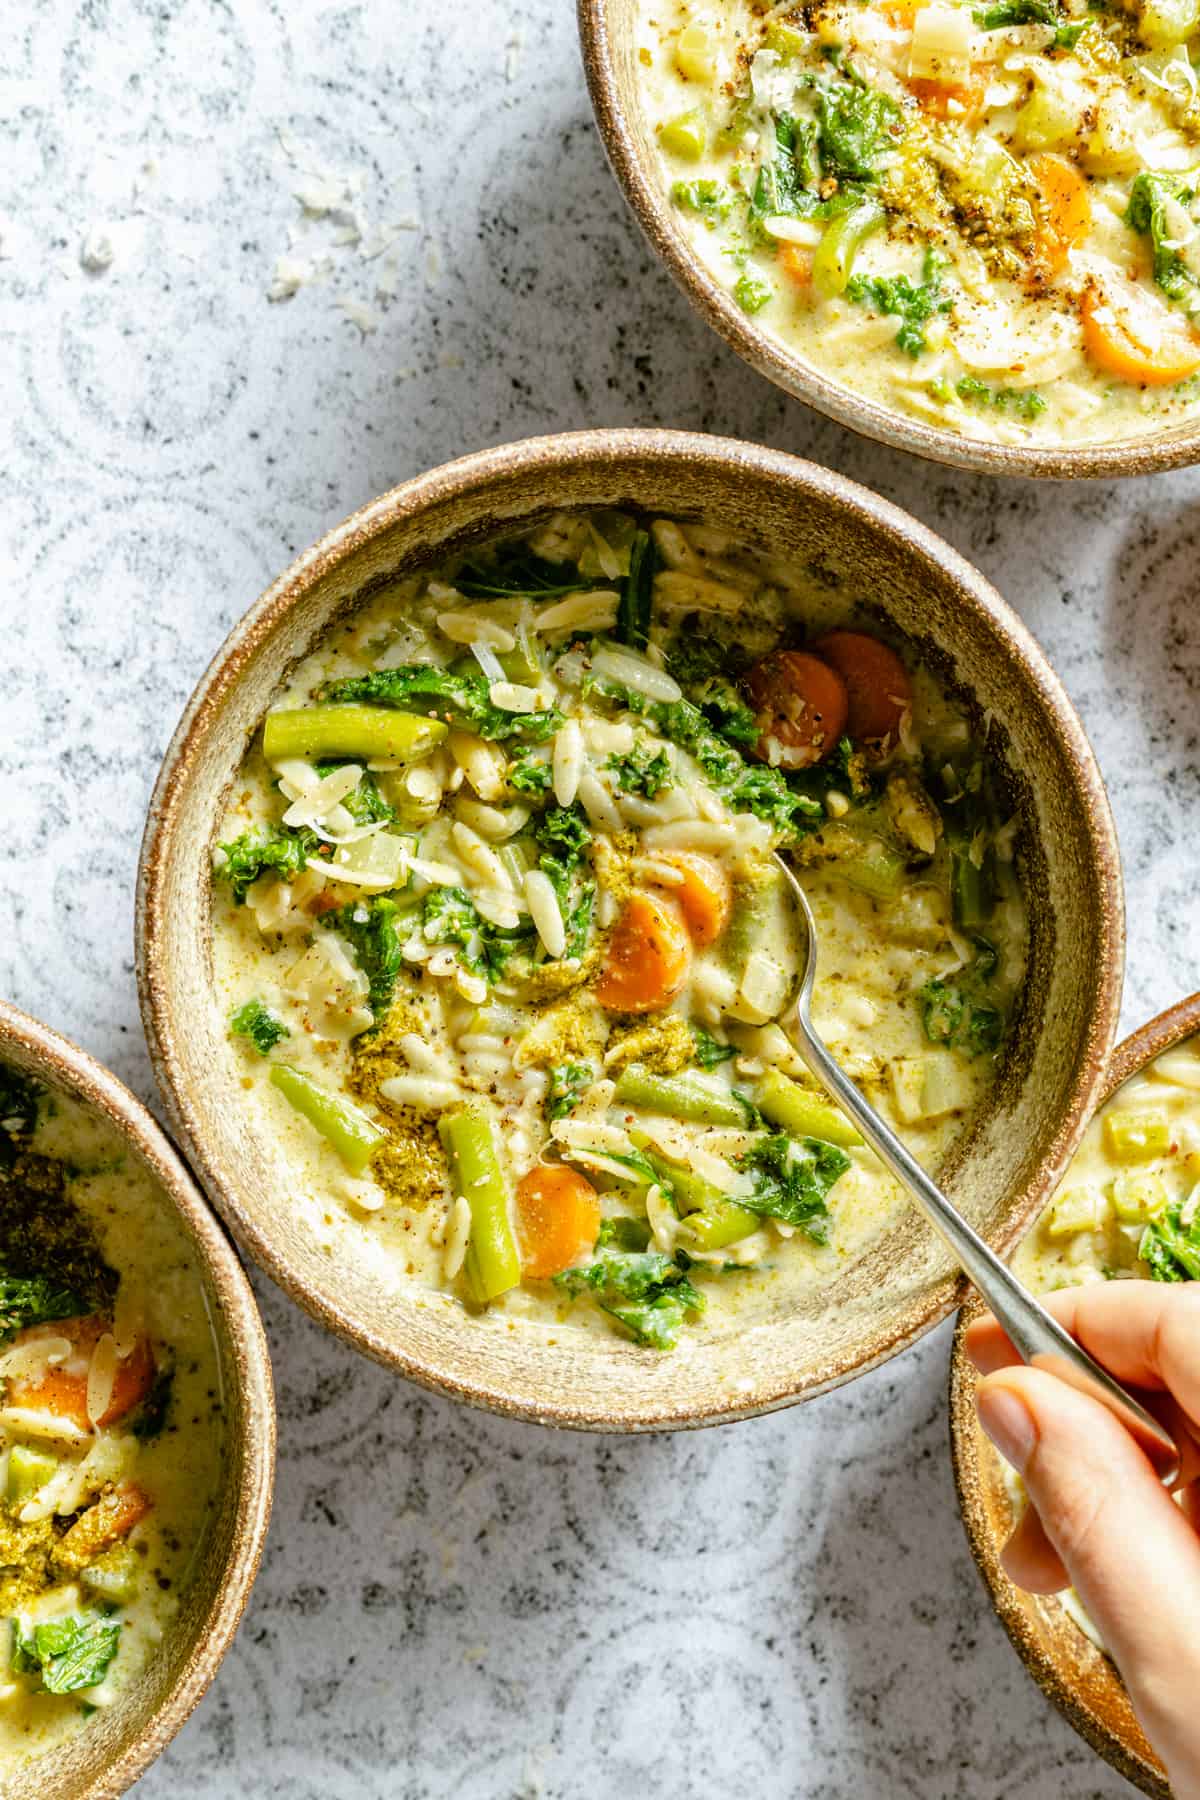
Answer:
xmin=966 ymin=1282 xmax=1200 ymax=1799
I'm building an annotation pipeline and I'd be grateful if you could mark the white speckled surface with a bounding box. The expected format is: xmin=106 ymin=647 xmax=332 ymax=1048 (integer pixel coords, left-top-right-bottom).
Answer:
xmin=3 ymin=2 xmax=1199 ymax=1794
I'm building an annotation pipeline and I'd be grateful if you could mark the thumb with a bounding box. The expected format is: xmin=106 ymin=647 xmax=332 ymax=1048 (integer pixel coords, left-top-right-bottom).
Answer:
xmin=978 ymin=1367 xmax=1200 ymax=1797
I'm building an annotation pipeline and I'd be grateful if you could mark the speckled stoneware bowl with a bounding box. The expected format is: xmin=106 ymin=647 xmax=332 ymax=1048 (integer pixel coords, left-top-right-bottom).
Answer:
xmin=950 ymin=992 xmax=1200 ymax=1800
xmin=137 ymin=428 xmax=1123 ymax=1430
xmin=0 ymin=999 xmax=275 ymax=1800
xmin=577 ymin=0 xmax=1200 ymax=481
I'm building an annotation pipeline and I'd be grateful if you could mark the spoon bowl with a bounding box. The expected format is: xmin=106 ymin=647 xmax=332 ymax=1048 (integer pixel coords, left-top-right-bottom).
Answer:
xmin=773 ymin=851 xmax=1179 ymax=1483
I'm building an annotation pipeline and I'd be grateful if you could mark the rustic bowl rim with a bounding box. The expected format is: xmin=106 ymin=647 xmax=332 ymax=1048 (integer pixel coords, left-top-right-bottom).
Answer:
xmin=0 ymin=997 xmax=276 ymax=1800
xmin=949 ymin=990 xmax=1200 ymax=1799
xmin=136 ymin=426 xmax=1124 ymax=1429
xmin=576 ymin=0 xmax=1200 ymax=482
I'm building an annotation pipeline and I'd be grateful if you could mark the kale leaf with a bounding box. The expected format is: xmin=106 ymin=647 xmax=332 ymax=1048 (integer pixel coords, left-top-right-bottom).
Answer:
xmin=229 ymin=999 xmax=289 ymax=1056
xmin=952 ymin=375 xmax=1047 ymax=421
xmin=333 ymin=895 xmax=415 ymax=1019
xmin=847 ymin=249 xmax=952 ymax=357
xmin=507 ymin=751 xmax=553 ymax=795
xmin=1140 ymin=1203 xmax=1200 ymax=1282
xmin=615 ymin=530 xmax=657 ymax=652
xmin=422 ymin=887 xmax=533 ymax=983
xmin=554 ymin=1248 xmax=705 ymax=1349
xmin=639 ymin=696 xmax=823 ymax=838
xmin=738 ymin=1133 xmax=852 ymax=1242
xmin=453 ymin=549 xmax=597 ymax=600
xmin=918 ymin=936 xmax=1006 ymax=1058
xmin=672 ymin=178 xmax=735 ymax=221
xmin=533 ymin=804 xmax=596 ymax=960
xmin=10 ymin=1614 xmax=122 ymax=1695
xmin=1125 ymin=172 xmax=1200 ymax=311
xmin=214 ymin=824 xmax=318 ymax=905
xmin=817 ymin=82 xmax=901 ymax=183
xmin=974 ymin=0 xmax=1060 ymax=23
xmin=691 ymin=1025 xmax=736 ymax=1071
xmin=0 ymin=1274 xmax=85 ymax=1346
xmin=607 ymin=740 xmax=674 ymax=798
xmin=322 ymin=666 xmax=562 ymax=742
xmin=314 ymin=765 xmax=395 ymax=826
xmin=748 ymin=113 xmax=821 ymax=234
xmin=534 ymin=804 xmax=592 ymax=872
xmin=546 ymin=1062 xmax=595 ymax=1122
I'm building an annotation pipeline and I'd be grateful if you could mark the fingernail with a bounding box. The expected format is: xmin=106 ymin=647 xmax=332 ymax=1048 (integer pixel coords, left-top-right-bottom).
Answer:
xmin=977 ymin=1385 xmax=1036 ymax=1475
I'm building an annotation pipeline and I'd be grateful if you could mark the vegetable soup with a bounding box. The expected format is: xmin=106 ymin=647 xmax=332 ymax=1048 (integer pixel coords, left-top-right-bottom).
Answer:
xmin=639 ymin=0 xmax=1200 ymax=445
xmin=213 ymin=509 xmax=1027 ymax=1352
xmin=0 ymin=1067 xmax=223 ymax=1774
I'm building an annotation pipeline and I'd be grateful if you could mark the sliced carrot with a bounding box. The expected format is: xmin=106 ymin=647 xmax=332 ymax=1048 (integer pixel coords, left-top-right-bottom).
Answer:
xmin=594 ymin=891 xmax=691 ymax=1013
xmin=883 ymin=0 xmax=924 ymax=23
xmin=9 ymin=1316 xmax=156 ymax=1432
xmin=56 ymin=1485 xmax=153 ymax=1570
xmin=654 ymin=852 xmax=732 ymax=949
xmin=516 ymin=1165 xmax=602 ymax=1280
xmin=776 ymin=241 xmax=814 ymax=290
xmin=1080 ymin=282 xmax=1200 ymax=386
xmin=1027 ymin=153 xmax=1090 ymax=282
xmin=908 ymin=68 xmax=987 ymax=121
xmin=744 ymin=650 xmax=849 ymax=769
xmin=810 ymin=631 xmax=913 ymax=745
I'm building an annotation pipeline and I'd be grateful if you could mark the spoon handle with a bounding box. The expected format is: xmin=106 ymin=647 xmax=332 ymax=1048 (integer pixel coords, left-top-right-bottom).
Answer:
xmin=788 ymin=1019 xmax=1181 ymax=1484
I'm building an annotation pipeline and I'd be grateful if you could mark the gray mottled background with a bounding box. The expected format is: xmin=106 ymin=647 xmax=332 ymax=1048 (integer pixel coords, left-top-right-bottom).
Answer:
xmin=3 ymin=2 xmax=1198 ymax=1794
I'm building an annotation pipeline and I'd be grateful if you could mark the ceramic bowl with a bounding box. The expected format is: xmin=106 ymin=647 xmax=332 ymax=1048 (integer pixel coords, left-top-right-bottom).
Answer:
xmin=137 ymin=427 xmax=1123 ymax=1429
xmin=577 ymin=0 xmax=1200 ymax=480
xmin=0 ymin=999 xmax=275 ymax=1800
xmin=950 ymin=992 xmax=1200 ymax=1799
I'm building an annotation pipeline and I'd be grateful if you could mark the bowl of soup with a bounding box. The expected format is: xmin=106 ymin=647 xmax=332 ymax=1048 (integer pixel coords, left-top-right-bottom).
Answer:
xmin=579 ymin=0 xmax=1200 ymax=476
xmin=137 ymin=427 xmax=1122 ymax=1428
xmin=950 ymin=993 xmax=1200 ymax=1798
xmin=0 ymin=999 xmax=274 ymax=1797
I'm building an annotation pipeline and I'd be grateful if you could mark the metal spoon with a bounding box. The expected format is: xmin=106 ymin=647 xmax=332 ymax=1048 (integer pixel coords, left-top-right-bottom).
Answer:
xmin=772 ymin=852 xmax=1180 ymax=1484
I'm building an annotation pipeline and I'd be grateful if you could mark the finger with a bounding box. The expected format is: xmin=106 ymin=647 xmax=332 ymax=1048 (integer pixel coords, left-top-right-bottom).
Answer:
xmin=965 ymin=1284 xmax=1200 ymax=1484
xmin=999 ymin=1499 xmax=1069 ymax=1594
xmin=978 ymin=1367 xmax=1200 ymax=1788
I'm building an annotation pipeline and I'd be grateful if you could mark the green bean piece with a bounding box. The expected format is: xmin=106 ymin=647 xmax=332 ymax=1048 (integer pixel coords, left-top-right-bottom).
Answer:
xmin=634 ymin=1145 xmax=730 ymax=1221
xmin=949 ymin=840 xmax=993 ymax=930
xmin=838 ymin=840 xmax=906 ymax=900
xmin=677 ymin=1201 xmax=763 ymax=1252
xmin=811 ymin=201 xmax=885 ymax=299
xmin=438 ymin=1103 xmax=521 ymax=1303
xmin=269 ymin=1064 xmax=386 ymax=1174
xmin=262 ymin=705 xmax=447 ymax=765
xmin=755 ymin=1068 xmax=862 ymax=1148
xmin=7 ymin=1445 xmax=58 ymax=1504
xmin=613 ymin=1065 xmax=750 ymax=1128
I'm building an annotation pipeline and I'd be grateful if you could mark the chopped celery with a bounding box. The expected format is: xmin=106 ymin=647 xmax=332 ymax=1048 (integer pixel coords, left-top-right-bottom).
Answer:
xmin=269 ymin=1065 xmax=385 ymax=1173
xmin=1110 ymin=1172 xmax=1169 ymax=1224
xmin=1102 ymin=1108 xmax=1171 ymax=1164
xmin=755 ymin=1067 xmax=862 ymax=1148
xmin=660 ymin=109 xmax=707 ymax=160
xmin=438 ymin=1103 xmax=521 ymax=1303
xmin=764 ymin=20 xmax=809 ymax=58
xmin=811 ymin=202 xmax=885 ymax=301
xmin=888 ymin=1052 xmax=970 ymax=1124
xmin=612 ymin=1066 xmax=750 ymax=1128
xmin=262 ymin=705 xmax=447 ymax=765
xmin=1046 ymin=1186 xmax=1102 ymax=1239
xmin=82 ymin=1545 xmax=141 ymax=1606
xmin=838 ymin=840 xmax=906 ymax=900
xmin=6 ymin=1445 xmax=58 ymax=1504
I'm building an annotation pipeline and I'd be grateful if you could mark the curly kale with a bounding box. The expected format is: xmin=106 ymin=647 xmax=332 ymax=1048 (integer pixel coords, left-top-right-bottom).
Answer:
xmin=691 ymin=1025 xmax=736 ymax=1071
xmin=918 ymin=936 xmax=1006 ymax=1057
xmin=672 ymin=178 xmax=735 ymax=222
xmin=453 ymin=548 xmax=598 ymax=600
xmin=507 ymin=750 xmax=553 ymax=795
xmin=667 ymin=629 xmax=759 ymax=748
xmin=534 ymin=804 xmax=592 ymax=872
xmin=321 ymin=665 xmax=562 ymax=742
xmin=747 ymin=112 xmax=822 ymax=234
xmin=816 ymin=81 xmax=901 ymax=184
xmin=951 ymin=376 xmax=1047 ymax=422
xmin=1140 ymin=1203 xmax=1200 ymax=1282
xmin=332 ymin=895 xmax=415 ymax=1020
xmin=636 ymin=695 xmax=822 ymax=839
xmin=215 ymin=824 xmax=318 ymax=905
xmin=422 ymin=887 xmax=533 ymax=983
xmin=546 ymin=1062 xmax=595 ymax=1122
xmin=737 ymin=1133 xmax=852 ymax=1242
xmin=315 ymin=765 xmax=395 ymax=826
xmin=531 ymin=804 xmax=596 ymax=960
xmin=554 ymin=1248 xmax=705 ymax=1349
xmin=0 ymin=1274 xmax=85 ymax=1346
xmin=607 ymin=740 xmax=674 ymax=798
xmin=847 ymin=249 xmax=952 ymax=357
xmin=1125 ymin=173 xmax=1200 ymax=313
xmin=229 ymin=999 xmax=289 ymax=1056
